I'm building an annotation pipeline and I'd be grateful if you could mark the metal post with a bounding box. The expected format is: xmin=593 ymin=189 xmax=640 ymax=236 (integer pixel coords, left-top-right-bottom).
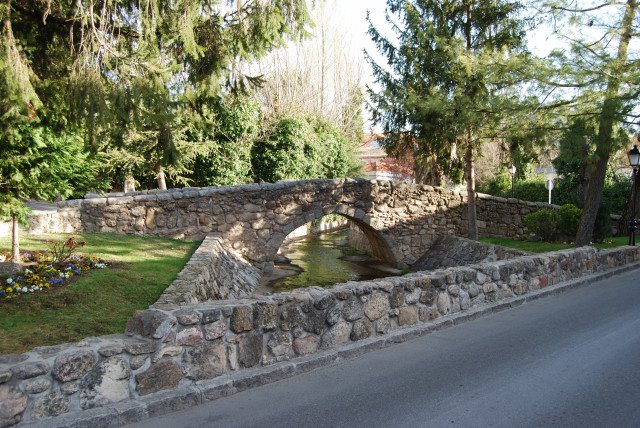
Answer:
xmin=630 ymin=168 xmax=638 ymax=246
xmin=511 ymin=174 xmax=515 ymax=198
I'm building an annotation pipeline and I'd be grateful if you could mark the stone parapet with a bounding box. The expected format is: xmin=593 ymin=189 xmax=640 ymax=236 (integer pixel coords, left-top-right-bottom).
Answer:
xmin=2 ymin=245 xmax=638 ymax=427
xmin=154 ymin=236 xmax=260 ymax=305
xmin=0 ymin=180 xmax=624 ymax=270
xmin=12 ymin=181 xmax=549 ymax=266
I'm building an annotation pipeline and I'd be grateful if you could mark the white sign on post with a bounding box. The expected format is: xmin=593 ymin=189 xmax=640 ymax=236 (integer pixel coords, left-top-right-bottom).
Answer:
xmin=545 ymin=179 xmax=554 ymax=204
xmin=545 ymin=179 xmax=554 ymax=190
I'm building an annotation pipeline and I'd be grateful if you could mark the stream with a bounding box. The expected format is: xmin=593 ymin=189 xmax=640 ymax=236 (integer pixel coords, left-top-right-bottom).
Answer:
xmin=266 ymin=229 xmax=401 ymax=292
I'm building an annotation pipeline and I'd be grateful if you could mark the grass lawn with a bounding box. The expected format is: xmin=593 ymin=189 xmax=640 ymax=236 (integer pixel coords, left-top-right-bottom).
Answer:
xmin=0 ymin=233 xmax=200 ymax=355
xmin=480 ymin=236 xmax=630 ymax=253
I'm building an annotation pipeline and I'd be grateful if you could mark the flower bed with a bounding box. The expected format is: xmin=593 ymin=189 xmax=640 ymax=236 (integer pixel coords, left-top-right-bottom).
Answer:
xmin=0 ymin=237 xmax=108 ymax=299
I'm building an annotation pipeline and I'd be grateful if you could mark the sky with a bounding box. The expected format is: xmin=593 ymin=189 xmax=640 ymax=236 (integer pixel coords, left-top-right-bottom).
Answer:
xmin=324 ymin=0 xmax=565 ymax=88
xmin=313 ymin=0 xmax=566 ymax=131
xmin=279 ymin=1 xmax=638 ymax=136
xmin=318 ymin=0 xmax=390 ymax=89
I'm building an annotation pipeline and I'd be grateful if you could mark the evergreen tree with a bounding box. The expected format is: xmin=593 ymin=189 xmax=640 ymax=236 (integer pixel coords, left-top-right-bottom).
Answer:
xmin=1 ymin=0 xmax=100 ymax=261
xmin=552 ymin=118 xmax=597 ymax=207
xmin=537 ymin=0 xmax=639 ymax=245
xmin=8 ymin=0 xmax=311 ymax=190
xmin=190 ymin=95 xmax=262 ymax=186
xmin=367 ymin=0 xmax=527 ymax=239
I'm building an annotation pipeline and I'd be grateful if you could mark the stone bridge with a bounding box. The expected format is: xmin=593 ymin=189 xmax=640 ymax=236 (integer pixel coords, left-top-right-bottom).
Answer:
xmin=28 ymin=178 xmax=549 ymax=271
xmin=8 ymin=179 xmax=639 ymax=428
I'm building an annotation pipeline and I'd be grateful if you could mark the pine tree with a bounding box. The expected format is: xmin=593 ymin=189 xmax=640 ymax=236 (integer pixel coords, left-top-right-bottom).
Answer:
xmin=367 ymin=0 xmax=527 ymax=239
xmin=1 ymin=0 xmax=80 ymax=261
xmin=9 ymin=0 xmax=312 ymax=190
xmin=537 ymin=0 xmax=639 ymax=245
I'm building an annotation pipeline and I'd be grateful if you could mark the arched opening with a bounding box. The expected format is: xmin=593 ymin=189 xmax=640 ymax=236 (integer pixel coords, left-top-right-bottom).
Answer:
xmin=261 ymin=212 xmax=401 ymax=293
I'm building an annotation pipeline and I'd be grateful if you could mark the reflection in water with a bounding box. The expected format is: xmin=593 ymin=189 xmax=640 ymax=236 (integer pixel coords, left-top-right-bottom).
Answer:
xmin=268 ymin=229 xmax=400 ymax=292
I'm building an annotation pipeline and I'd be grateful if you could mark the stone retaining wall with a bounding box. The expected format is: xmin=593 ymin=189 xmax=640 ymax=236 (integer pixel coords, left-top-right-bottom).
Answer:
xmin=2 ymin=245 xmax=638 ymax=427
xmin=411 ymin=235 xmax=530 ymax=270
xmin=154 ymin=236 xmax=261 ymax=306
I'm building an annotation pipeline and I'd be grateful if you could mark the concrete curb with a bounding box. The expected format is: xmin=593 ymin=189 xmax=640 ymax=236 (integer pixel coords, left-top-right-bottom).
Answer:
xmin=22 ymin=262 xmax=640 ymax=428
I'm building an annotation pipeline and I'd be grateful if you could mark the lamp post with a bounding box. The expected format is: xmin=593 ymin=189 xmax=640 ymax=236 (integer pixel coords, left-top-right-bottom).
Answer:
xmin=627 ymin=145 xmax=640 ymax=246
xmin=509 ymin=165 xmax=517 ymax=198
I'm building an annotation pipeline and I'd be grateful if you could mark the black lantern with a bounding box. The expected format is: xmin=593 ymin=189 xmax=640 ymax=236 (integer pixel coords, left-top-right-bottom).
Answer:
xmin=627 ymin=145 xmax=640 ymax=246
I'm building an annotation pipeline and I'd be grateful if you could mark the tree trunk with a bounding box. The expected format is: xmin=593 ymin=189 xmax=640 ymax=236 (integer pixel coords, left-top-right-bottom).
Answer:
xmin=11 ymin=215 xmax=20 ymax=263
xmin=465 ymin=142 xmax=478 ymax=240
xmin=575 ymin=156 xmax=608 ymax=245
xmin=463 ymin=1 xmax=477 ymax=240
xmin=575 ymin=0 xmax=636 ymax=246
xmin=156 ymin=166 xmax=167 ymax=190
xmin=415 ymin=155 xmax=444 ymax=187
xmin=575 ymin=142 xmax=590 ymax=207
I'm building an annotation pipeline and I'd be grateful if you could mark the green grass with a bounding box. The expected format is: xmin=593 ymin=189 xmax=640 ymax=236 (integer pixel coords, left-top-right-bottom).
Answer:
xmin=0 ymin=233 xmax=200 ymax=355
xmin=480 ymin=236 xmax=630 ymax=253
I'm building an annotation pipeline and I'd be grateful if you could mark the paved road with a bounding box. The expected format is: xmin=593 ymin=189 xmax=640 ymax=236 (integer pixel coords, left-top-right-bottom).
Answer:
xmin=133 ymin=269 xmax=640 ymax=428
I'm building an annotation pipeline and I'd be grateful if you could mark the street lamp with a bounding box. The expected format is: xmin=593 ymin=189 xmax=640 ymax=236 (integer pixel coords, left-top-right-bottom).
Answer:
xmin=627 ymin=145 xmax=640 ymax=246
xmin=509 ymin=165 xmax=517 ymax=198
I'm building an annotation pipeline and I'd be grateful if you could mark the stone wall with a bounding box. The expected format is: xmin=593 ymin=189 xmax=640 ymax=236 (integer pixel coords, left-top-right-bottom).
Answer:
xmin=17 ymin=204 xmax=81 ymax=236
xmin=7 ymin=180 xmax=559 ymax=271
xmin=349 ymin=225 xmax=531 ymax=269
xmin=411 ymin=235 xmax=530 ymax=270
xmin=154 ymin=236 xmax=261 ymax=306
xmin=2 ymin=245 xmax=638 ymax=427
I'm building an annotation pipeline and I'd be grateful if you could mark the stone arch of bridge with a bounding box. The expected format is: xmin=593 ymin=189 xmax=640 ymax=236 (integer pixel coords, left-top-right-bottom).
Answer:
xmin=264 ymin=203 xmax=400 ymax=272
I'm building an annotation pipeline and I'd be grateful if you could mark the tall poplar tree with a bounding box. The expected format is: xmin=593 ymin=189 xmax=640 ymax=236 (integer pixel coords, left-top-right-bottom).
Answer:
xmin=367 ymin=0 xmax=527 ymax=239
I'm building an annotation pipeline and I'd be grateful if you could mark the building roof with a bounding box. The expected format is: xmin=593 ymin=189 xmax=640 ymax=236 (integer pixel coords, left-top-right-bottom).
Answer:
xmin=358 ymin=133 xmax=415 ymax=181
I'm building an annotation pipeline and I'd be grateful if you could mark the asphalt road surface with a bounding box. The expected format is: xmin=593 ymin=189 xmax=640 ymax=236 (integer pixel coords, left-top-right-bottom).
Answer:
xmin=133 ymin=268 xmax=640 ymax=428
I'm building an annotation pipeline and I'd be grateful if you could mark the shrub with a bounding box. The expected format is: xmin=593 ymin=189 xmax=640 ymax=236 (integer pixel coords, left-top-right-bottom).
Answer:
xmin=250 ymin=115 xmax=360 ymax=183
xmin=478 ymin=172 xmax=630 ymax=217
xmin=557 ymin=204 xmax=582 ymax=238
xmin=514 ymin=177 xmax=548 ymax=203
xmin=250 ymin=117 xmax=316 ymax=182
xmin=477 ymin=174 xmax=548 ymax=202
xmin=602 ymin=175 xmax=631 ymax=216
xmin=524 ymin=209 xmax=560 ymax=241
xmin=477 ymin=173 xmax=511 ymax=196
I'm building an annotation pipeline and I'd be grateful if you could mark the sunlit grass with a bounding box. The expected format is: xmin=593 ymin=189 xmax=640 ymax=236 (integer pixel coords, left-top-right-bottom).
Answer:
xmin=0 ymin=233 xmax=200 ymax=355
xmin=480 ymin=236 xmax=629 ymax=253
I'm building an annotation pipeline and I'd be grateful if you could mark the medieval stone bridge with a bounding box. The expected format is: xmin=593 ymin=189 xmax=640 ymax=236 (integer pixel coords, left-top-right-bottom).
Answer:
xmin=11 ymin=179 xmax=640 ymax=428
xmin=31 ymin=178 xmax=549 ymax=271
